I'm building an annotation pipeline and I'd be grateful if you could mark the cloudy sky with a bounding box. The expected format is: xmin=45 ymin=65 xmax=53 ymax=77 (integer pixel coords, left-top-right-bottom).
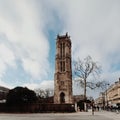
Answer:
xmin=0 ymin=0 xmax=120 ymax=98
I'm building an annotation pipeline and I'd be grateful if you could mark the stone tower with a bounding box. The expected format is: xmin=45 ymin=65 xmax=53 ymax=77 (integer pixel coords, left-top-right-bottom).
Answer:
xmin=54 ymin=33 xmax=73 ymax=104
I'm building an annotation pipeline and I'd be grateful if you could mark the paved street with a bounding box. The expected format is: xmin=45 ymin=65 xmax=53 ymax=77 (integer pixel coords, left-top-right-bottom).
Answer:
xmin=0 ymin=111 xmax=119 ymax=120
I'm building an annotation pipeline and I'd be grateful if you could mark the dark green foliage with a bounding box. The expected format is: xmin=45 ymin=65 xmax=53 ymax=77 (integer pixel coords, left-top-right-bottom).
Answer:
xmin=6 ymin=87 xmax=37 ymax=105
xmin=77 ymin=100 xmax=85 ymax=111
xmin=77 ymin=99 xmax=92 ymax=111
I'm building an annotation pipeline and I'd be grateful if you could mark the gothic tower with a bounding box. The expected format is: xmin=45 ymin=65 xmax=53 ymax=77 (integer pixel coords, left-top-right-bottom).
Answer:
xmin=54 ymin=33 xmax=73 ymax=104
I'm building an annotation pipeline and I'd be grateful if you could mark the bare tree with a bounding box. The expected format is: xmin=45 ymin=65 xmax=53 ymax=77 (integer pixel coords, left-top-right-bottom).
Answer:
xmin=74 ymin=56 xmax=102 ymax=100
xmin=99 ymin=81 xmax=110 ymax=91
xmin=34 ymin=88 xmax=54 ymax=98
xmin=44 ymin=88 xmax=54 ymax=98
xmin=34 ymin=88 xmax=45 ymax=98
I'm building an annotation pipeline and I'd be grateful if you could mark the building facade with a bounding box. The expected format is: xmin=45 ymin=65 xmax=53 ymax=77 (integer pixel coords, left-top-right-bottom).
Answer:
xmin=107 ymin=79 xmax=120 ymax=106
xmin=95 ymin=78 xmax=120 ymax=107
xmin=54 ymin=33 xmax=73 ymax=104
xmin=95 ymin=92 xmax=105 ymax=108
xmin=0 ymin=86 xmax=9 ymax=103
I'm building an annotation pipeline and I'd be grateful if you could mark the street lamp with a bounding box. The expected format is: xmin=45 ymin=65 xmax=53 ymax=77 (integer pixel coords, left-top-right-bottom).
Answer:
xmin=100 ymin=92 xmax=105 ymax=110
xmin=106 ymin=83 xmax=110 ymax=107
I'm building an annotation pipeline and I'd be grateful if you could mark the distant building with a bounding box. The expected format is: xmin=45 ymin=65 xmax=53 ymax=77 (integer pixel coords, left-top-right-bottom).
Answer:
xmin=107 ymin=78 xmax=120 ymax=106
xmin=95 ymin=92 xmax=105 ymax=108
xmin=95 ymin=78 xmax=120 ymax=107
xmin=54 ymin=33 xmax=73 ymax=104
xmin=0 ymin=86 xmax=9 ymax=103
xmin=73 ymin=95 xmax=85 ymax=103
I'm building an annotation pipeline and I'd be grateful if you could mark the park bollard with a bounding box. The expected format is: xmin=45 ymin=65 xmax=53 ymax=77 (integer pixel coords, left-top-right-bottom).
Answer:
xmin=116 ymin=109 xmax=119 ymax=114
xmin=92 ymin=107 xmax=94 ymax=115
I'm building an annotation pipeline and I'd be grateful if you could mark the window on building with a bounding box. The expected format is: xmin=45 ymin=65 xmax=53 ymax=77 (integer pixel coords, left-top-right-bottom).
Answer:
xmin=60 ymin=61 xmax=62 ymax=72
xmin=60 ymin=61 xmax=65 ymax=72
xmin=60 ymin=42 xmax=65 ymax=58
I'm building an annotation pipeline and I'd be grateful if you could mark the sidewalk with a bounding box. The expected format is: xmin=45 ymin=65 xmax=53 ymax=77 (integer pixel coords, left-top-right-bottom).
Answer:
xmin=0 ymin=111 xmax=119 ymax=120
xmin=76 ymin=110 xmax=120 ymax=120
xmin=96 ymin=111 xmax=120 ymax=120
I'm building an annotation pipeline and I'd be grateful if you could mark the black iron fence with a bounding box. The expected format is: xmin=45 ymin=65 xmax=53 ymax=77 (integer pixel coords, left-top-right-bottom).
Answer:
xmin=0 ymin=103 xmax=75 ymax=113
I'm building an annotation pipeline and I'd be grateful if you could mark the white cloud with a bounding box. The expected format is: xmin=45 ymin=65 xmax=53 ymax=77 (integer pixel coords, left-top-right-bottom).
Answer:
xmin=49 ymin=0 xmax=120 ymax=79
xmin=0 ymin=0 xmax=120 ymax=97
xmin=23 ymin=80 xmax=54 ymax=90
xmin=0 ymin=44 xmax=16 ymax=78
xmin=0 ymin=78 xmax=14 ymax=89
xmin=22 ymin=58 xmax=40 ymax=78
xmin=39 ymin=80 xmax=54 ymax=90
xmin=0 ymin=44 xmax=15 ymax=67
xmin=0 ymin=0 xmax=50 ymax=81
xmin=66 ymin=1 xmax=120 ymax=69
xmin=44 ymin=0 xmax=120 ymax=97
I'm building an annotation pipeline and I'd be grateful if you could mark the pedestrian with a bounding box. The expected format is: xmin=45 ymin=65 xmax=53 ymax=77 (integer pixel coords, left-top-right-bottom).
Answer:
xmin=92 ymin=105 xmax=94 ymax=115
xmin=97 ymin=106 xmax=99 ymax=111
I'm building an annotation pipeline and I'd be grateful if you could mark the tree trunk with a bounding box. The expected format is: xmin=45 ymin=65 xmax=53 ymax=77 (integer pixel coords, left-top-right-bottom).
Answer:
xmin=84 ymin=79 xmax=86 ymax=100
xmin=84 ymin=79 xmax=87 ymax=111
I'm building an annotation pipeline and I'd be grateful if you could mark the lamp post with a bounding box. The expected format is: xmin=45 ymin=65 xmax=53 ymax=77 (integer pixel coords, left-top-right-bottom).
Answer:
xmin=101 ymin=92 xmax=105 ymax=110
xmin=106 ymin=84 xmax=110 ymax=108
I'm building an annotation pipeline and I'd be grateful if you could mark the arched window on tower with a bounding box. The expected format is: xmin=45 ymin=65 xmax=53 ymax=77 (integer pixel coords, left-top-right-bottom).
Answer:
xmin=60 ymin=61 xmax=65 ymax=72
xmin=63 ymin=61 xmax=65 ymax=71
xmin=60 ymin=92 xmax=65 ymax=103
xmin=60 ymin=61 xmax=62 ymax=72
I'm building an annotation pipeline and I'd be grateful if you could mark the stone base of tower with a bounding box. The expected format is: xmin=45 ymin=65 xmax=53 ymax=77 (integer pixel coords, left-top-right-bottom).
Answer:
xmin=54 ymin=95 xmax=73 ymax=104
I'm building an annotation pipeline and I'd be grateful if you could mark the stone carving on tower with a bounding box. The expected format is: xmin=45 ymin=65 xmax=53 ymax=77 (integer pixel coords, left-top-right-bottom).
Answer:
xmin=54 ymin=33 xmax=73 ymax=104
